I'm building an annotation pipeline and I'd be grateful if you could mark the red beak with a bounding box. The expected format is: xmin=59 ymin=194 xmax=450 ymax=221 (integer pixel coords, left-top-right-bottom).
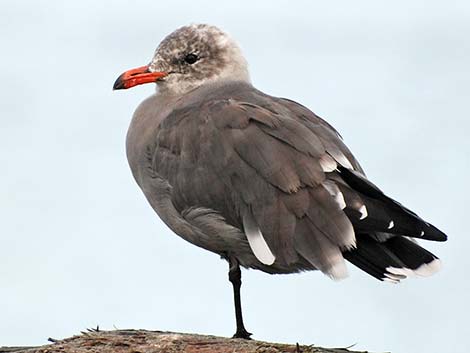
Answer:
xmin=113 ymin=65 xmax=167 ymax=90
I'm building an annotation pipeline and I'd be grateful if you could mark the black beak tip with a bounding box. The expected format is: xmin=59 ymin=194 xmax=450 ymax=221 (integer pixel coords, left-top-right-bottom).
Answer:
xmin=113 ymin=75 xmax=126 ymax=90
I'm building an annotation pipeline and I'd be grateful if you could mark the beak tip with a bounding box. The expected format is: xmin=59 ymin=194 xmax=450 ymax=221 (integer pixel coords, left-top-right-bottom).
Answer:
xmin=113 ymin=76 xmax=126 ymax=90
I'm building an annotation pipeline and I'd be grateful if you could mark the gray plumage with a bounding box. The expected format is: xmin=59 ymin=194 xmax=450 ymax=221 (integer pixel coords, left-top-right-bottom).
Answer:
xmin=115 ymin=23 xmax=447 ymax=338
xmin=127 ymin=81 xmax=362 ymax=276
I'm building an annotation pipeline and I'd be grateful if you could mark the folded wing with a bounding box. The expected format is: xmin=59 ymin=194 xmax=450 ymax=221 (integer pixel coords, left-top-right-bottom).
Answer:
xmin=151 ymin=83 xmax=446 ymax=281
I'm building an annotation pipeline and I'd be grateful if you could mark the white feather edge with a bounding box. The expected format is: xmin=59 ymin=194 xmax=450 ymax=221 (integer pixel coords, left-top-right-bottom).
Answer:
xmin=328 ymin=151 xmax=354 ymax=170
xmin=414 ymin=258 xmax=442 ymax=276
xmin=322 ymin=181 xmax=356 ymax=250
xmin=386 ymin=258 xmax=442 ymax=279
xmin=322 ymin=181 xmax=346 ymax=210
xmin=358 ymin=205 xmax=368 ymax=220
xmin=327 ymin=261 xmax=349 ymax=281
xmin=243 ymin=212 xmax=276 ymax=265
xmin=319 ymin=154 xmax=338 ymax=172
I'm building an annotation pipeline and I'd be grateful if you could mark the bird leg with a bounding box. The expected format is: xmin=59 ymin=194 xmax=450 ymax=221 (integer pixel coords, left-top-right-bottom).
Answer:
xmin=228 ymin=257 xmax=252 ymax=339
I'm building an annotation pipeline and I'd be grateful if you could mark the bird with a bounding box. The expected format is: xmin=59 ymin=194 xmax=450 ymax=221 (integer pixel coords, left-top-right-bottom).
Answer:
xmin=113 ymin=24 xmax=447 ymax=339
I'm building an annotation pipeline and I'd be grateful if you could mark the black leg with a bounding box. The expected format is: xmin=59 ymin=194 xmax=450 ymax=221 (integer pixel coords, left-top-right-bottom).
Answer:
xmin=228 ymin=257 xmax=252 ymax=339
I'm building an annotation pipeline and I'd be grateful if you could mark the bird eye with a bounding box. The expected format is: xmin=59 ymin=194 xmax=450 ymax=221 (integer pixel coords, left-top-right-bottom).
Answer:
xmin=184 ymin=53 xmax=199 ymax=64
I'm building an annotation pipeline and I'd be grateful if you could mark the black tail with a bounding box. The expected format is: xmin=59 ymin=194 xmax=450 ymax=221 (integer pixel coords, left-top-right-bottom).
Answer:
xmin=344 ymin=235 xmax=441 ymax=282
xmin=336 ymin=166 xmax=446 ymax=282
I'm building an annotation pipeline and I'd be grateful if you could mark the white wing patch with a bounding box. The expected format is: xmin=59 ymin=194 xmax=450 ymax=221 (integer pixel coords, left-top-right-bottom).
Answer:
xmin=243 ymin=212 xmax=276 ymax=265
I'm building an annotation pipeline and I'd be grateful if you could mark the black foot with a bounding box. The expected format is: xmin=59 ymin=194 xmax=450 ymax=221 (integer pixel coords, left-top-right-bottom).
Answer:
xmin=232 ymin=328 xmax=252 ymax=340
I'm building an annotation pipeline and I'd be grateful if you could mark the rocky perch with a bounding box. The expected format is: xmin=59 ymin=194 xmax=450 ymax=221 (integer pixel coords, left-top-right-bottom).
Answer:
xmin=1 ymin=329 xmax=386 ymax=353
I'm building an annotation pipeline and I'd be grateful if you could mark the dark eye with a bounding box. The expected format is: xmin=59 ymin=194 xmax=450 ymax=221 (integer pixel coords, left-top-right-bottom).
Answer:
xmin=184 ymin=53 xmax=199 ymax=64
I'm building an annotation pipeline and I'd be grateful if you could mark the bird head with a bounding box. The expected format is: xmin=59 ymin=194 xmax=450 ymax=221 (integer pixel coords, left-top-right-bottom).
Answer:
xmin=113 ymin=24 xmax=250 ymax=95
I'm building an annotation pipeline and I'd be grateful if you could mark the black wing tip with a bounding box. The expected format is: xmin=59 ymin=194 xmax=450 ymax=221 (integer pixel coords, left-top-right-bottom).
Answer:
xmin=424 ymin=225 xmax=448 ymax=242
xmin=338 ymin=165 xmax=448 ymax=242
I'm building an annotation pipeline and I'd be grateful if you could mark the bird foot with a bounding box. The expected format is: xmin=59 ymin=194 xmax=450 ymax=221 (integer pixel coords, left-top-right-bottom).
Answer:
xmin=232 ymin=328 xmax=252 ymax=340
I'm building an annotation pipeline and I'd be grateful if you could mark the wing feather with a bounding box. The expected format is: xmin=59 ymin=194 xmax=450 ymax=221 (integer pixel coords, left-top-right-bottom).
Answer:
xmin=152 ymin=89 xmax=358 ymax=273
xmin=148 ymin=83 xmax=445 ymax=278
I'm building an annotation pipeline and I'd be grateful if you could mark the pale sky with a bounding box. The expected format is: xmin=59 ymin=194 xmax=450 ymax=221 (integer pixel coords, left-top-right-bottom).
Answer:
xmin=1 ymin=1 xmax=469 ymax=352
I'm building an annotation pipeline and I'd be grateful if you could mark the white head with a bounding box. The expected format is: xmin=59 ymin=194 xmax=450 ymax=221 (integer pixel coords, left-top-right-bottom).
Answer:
xmin=113 ymin=24 xmax=251 ymax=95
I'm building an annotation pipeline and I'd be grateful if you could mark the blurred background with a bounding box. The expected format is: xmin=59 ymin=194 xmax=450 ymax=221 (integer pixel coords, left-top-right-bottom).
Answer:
xmin=1 ymin=1 xmax=469 ymax=352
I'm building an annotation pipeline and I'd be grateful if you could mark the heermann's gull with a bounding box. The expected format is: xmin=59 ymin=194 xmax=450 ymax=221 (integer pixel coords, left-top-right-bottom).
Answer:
xmin=113 ymin=24 xmax=447 ymax=339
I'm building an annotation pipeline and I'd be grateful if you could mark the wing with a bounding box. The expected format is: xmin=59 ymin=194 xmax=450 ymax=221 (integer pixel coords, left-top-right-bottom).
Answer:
xmin=150 ymin=84 xmax=446 ymax=280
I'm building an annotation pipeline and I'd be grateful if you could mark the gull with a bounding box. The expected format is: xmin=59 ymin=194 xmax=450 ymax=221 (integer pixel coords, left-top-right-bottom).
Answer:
xmin=113 ymin=24 xmax=447 ymax=339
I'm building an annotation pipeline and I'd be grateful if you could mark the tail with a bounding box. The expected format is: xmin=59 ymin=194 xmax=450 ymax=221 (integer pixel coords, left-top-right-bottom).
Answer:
xmin=336 ymin=166 xmax=446 ymax=282
xmin=344 ymin=235 xmax=441 ymax=283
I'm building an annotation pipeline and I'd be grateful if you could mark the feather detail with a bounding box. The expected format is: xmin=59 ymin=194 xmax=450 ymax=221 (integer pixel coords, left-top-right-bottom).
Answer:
xmin=294 ymin=219 xmax=349 ymax=280
xmin=243 ymin=211 xmax=276 ymax=265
